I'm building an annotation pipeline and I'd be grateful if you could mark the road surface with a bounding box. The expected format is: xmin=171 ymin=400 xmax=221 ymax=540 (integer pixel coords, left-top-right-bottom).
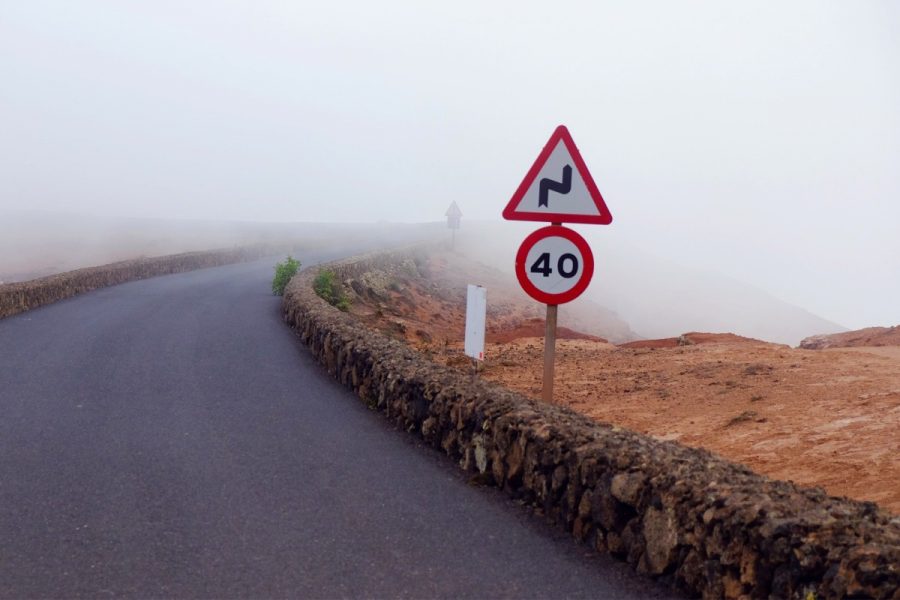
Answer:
xmin=0 ymin=253 xmax=676 ymax=598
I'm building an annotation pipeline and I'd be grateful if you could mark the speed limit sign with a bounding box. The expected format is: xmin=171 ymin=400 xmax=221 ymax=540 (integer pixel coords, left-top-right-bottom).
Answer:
xmin=515 ymin=225 xmax=594 ymax=305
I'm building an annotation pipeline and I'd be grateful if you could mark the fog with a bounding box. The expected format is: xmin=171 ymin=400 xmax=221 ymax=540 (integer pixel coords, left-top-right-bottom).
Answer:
xmin=1 ymin=1 xmax=897 ymax=332
xmin=454 ymin=221 xmax=846 ymax=346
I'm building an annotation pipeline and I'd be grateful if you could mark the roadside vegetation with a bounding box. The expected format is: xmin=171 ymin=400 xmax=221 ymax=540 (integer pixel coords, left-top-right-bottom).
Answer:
xmin=313 ymin=269 xmax=351 ymax=311
xmin=272 ymin=256 xmax=301 ymax=295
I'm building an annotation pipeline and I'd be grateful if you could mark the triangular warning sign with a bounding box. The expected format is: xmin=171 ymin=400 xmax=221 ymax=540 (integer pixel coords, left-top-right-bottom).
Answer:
xmin=502 ymin=125 xmax=612 ymax=225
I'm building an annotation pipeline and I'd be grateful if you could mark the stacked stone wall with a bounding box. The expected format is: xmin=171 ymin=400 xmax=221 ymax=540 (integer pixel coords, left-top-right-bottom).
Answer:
xmin=283 ymin=250 xmax=899 ymax=600
xmin=0 ymin=245 xmax=278 ymax=319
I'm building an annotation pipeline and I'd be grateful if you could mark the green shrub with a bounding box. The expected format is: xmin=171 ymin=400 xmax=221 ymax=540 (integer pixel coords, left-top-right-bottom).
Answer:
xmin=313 ymin=269 xmax=351 ymax=311
xmin=335 ymin=296 xmax=351 ymax=312
xmin=313 ymin=269 xmax=336 ymax=303
xmin=272 ymin=255 xmax=301 ymax=295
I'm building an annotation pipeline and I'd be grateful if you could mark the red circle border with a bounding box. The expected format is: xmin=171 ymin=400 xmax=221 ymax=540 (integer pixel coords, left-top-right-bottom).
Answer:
xmin=515 ymin=225 xmax=594 ymax=305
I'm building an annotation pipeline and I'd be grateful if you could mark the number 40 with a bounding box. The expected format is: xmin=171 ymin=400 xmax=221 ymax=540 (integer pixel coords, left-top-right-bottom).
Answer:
xmin=530 ymin=253 xmax=579 ymax=278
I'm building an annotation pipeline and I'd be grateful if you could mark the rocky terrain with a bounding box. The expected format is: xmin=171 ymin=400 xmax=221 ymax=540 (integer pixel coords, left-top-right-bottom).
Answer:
xmin=343 ymin=251 xmax=900 ymax=514
xmin=619 ymin=332 xmax=763 ymax=349
xmin=800 ymin=325 xmax=900 ymax=349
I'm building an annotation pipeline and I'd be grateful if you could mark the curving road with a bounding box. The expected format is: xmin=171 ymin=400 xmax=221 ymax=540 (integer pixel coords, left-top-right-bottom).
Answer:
xmin=0 ymin=252 xmax=676 ymax=598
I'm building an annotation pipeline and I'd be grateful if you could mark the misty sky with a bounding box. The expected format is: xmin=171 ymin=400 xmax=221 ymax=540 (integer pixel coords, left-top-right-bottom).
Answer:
xmin=1 ymin=1 xmax=898 ymax=329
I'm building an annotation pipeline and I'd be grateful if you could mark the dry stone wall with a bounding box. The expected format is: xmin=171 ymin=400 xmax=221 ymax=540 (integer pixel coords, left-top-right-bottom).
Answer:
xmin=0 ymin=246 xmax=278 ymax=320
xmin=283 ymin=250 xmax=900 ymax=600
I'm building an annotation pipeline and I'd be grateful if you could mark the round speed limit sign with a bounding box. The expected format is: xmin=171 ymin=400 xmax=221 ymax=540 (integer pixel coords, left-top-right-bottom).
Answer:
xmin=515 ymin=225 xmax=594 ymax=305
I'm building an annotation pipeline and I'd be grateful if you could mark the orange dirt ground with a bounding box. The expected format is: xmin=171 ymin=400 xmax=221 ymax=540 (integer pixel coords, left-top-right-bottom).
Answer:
xmin=349 ymin=253 xmax=900 ymax=513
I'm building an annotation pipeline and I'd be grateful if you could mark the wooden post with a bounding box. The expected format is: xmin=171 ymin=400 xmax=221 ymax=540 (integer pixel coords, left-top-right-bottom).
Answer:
xmin=542 ymin=303 xmax=558 ymax=403
xmin=541 ymin=220 xmax=563 ymax=404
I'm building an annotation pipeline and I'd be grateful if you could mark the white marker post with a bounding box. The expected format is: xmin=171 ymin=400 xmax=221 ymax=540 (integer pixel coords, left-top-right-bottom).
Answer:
xmin=464 ymin=284 xmax=487 ymax=379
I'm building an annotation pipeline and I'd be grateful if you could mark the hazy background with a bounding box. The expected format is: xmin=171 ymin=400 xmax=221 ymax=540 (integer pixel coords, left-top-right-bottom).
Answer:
xmin=1 ymin=1 xmax=897 ymax=333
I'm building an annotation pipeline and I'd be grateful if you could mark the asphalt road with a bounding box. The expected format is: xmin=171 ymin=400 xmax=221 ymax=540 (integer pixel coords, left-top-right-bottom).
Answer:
xmin=0 ymin=252 xmax=677 ymax=599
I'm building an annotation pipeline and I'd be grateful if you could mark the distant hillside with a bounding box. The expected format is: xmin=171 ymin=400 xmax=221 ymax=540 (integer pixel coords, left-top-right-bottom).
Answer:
xmin=594 ymin=245 xmax=847 ymax=347
xmin=800 ymin=325 xmax=900 ymax=349
xmin=619 ymin=332 xmax=764 ymax=349
xmin=455 ymin=222 xmax=846 ymax=347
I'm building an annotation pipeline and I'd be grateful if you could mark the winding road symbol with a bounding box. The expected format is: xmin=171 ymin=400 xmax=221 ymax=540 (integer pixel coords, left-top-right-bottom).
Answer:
xmin=538 ymin=165 xmax=572 ymax=207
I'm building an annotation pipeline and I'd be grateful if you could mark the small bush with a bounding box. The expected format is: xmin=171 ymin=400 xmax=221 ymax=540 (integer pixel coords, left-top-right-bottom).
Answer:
xmin=313 ymin=269 xmax=351 ymax=311
xmin=335 ymin=296 xmax=351 ymax=312
xmin=272 ymin=256 xmax=301 ymax=296
xmin=313 ymin=269 xmax=336 ymax=302
xmin=725 ymin=410 xmax=759 ymax=427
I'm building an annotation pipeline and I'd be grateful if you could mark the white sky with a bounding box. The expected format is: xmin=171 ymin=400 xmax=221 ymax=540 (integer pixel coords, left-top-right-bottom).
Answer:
xmin=1 ymin=1 xmax=898 ymax=329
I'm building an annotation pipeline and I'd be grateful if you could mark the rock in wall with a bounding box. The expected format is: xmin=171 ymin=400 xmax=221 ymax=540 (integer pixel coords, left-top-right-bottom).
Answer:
xmin=283 ymin=249 xmax=900 ymax=600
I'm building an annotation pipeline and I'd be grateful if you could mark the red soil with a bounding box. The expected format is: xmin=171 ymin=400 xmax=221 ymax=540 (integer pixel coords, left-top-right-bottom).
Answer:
xmin=489 ymin=318 xmax=606 ymax=344
xmin=619 ymin=332 xmax=763 ymax=349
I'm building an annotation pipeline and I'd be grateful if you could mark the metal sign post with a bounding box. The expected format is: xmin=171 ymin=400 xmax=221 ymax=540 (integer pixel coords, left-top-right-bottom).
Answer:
xmin=445 ymin=201 xmax=462 ymax=249
xmin=515 ymin=224 xmax=593 ymax=403
xmin=503 ymin=125 xmax=613 ymax=404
